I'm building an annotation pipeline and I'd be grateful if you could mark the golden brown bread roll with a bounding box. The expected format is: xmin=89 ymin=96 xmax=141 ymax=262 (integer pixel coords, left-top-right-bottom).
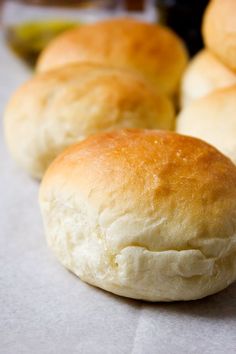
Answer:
xmin=177 ymin=85 xmax=236 ymax=163
xmin=203 ymin=0 xmax=236 ymax=72
xmin=4 ymin=63 xmax=174 ymax=179
xmin=181 ymin=49 xmax=236 ymax=107
xmin=40 ymin=129 xmax=236 ymax=301
xmin=36 ymin=18 xmax=188 ymax=96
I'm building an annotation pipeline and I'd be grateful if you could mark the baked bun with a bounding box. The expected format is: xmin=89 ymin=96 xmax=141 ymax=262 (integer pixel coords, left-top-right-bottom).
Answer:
xmin=4 ymin=63 xmax=174 ymax=179
xmin=36 ymin=18 xmax=188 ymax=96
xmin=203 ymin=0 xmax=236 ymax=72
xmin=177 ymin=85 xmax=236 ymax=163
xmin=39 ymin=129 xmax=236 ymax=301
xmin=181 ymin=49 xmax=236 ymax=107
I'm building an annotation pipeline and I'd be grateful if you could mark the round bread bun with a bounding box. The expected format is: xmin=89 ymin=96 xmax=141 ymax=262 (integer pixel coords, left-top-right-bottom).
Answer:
xmin=203 ymin=0 xmax=236 ymax=72
xmin=39 ymin=129 xmax=236 ymax=302
xmin=4 ymin=63 xmax=174 ymax=179
xmin=177 ymin=85 xmax=236 ymax=163
xmin=181 ymin=49 xmax=236 ymax=107
xmin=36 ymin=18 xmax=188 ymax=96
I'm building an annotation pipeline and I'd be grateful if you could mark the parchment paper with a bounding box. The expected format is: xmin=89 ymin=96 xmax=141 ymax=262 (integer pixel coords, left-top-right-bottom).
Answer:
xmin=0 ymin=34 xmax=236 ymax=354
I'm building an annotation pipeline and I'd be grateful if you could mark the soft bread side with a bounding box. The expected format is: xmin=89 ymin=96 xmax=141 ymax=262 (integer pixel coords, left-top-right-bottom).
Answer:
xmin=40 ymin=129 xmax=236 ymax=301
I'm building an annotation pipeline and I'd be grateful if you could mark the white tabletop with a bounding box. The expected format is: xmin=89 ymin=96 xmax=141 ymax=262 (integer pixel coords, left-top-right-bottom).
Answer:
xmin=0 ymin=34 xmax=236 ymax=354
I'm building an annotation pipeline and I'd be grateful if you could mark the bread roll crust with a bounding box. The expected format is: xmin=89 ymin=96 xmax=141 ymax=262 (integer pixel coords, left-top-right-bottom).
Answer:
xmin=177 ymin=85 xmax=236 ymax=164
xmin=4 ymin=63 xmax=174 ymax=179
xmin=181 ymin=49 xmax=236 ymax=107
xmin=40 ymin=129 xmax=236 ymax=301
xmin=37 ymin=18 xmax=188 ymax=96
xmin=203 ymin=0 xmax=236 ymax=72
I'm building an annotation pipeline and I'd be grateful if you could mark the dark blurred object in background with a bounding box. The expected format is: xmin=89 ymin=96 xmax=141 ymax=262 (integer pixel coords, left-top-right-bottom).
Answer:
xmin=1 ymin=0 xmax=209 ymax=66
xmin=156 ymin=0 xmax=209 ymax=56
xmin=124 ymin=0 xmax=145 ymax=11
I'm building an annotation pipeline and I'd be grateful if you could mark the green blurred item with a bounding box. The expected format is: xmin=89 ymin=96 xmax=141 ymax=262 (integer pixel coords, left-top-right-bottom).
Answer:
xmin=5 ymin=20 xmax=80 ymax=67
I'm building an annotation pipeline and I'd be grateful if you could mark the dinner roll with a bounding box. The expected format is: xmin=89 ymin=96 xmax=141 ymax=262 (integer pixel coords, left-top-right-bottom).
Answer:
xmin=177 ymin=85 xmax=236 ymax=163
xmin=4 ymin=63 xmax=174 ymax=179
xmin=181 ymin=49 xmax=236 ymax=107
xmin=36 ymin=18 xmax=188 ymax=96
xmin=203 ymin=0 xmax=236 ymax=72
xmin=39 ymin=129 xmax=236 ymax=301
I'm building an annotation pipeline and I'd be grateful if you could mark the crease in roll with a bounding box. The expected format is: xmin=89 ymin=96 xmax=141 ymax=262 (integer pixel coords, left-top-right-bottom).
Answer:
xmin=177 ymin=85 xmax=236 ymax=164
xmin=180 ymin=49 xmax=236 ymax=107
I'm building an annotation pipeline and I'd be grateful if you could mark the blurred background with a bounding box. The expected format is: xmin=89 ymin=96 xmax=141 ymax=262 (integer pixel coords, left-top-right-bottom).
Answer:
xmin=0 ymin=0 xmax=209 ymax=68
